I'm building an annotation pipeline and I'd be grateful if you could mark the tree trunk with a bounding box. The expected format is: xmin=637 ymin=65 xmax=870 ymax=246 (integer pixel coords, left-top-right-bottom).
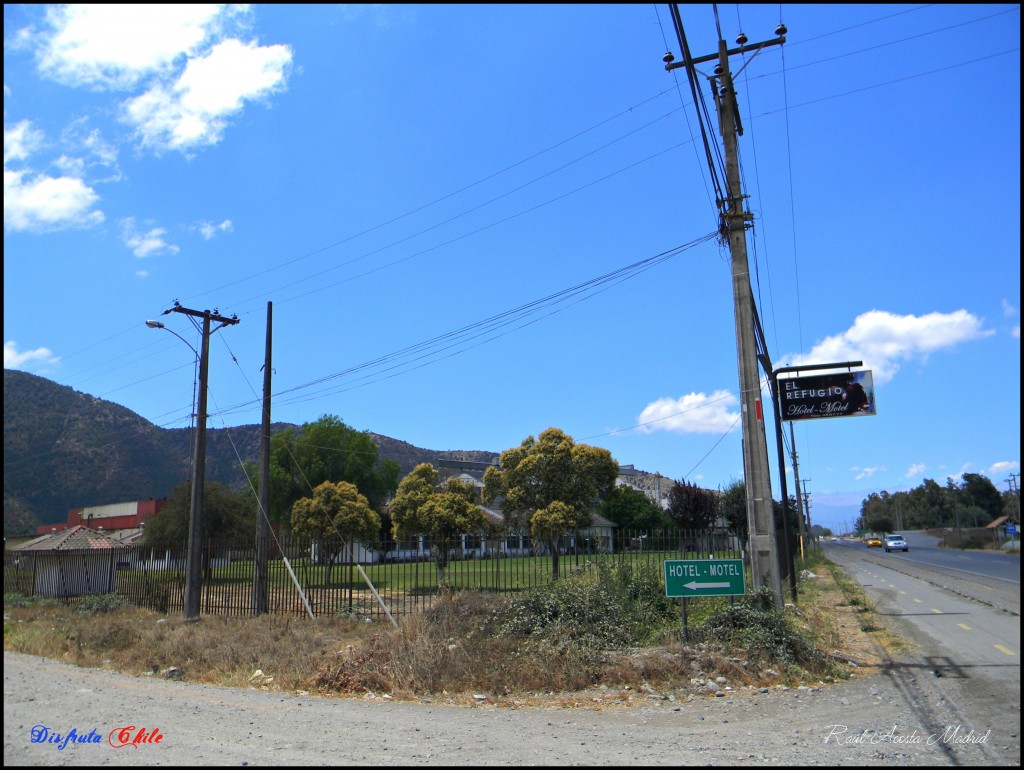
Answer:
xmin=432 ymin=542 xmax=450 ymax=591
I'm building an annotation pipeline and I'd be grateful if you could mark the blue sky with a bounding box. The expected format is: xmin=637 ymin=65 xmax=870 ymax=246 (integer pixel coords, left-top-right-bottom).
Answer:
xmin=4 ymin=4 xmax=1020 ymax=533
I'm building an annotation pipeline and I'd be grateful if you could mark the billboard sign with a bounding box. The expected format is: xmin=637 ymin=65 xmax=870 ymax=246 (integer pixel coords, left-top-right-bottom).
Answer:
xmin=780 ymin=370 xmax=876 ymax=422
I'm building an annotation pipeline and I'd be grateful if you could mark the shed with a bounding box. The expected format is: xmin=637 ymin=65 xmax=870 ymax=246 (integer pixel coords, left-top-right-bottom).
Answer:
xmin=11 ymin=525 xmax=128 ymax=598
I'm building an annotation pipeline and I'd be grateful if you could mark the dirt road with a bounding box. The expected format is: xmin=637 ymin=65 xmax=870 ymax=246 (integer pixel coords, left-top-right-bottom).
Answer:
xmin=4 ymin=647 xmax=1016 ymax=766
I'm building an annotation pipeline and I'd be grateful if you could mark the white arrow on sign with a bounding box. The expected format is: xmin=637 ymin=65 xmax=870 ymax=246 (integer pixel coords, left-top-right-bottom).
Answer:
xmin=684 ymin=581 xmax=730 ymax=591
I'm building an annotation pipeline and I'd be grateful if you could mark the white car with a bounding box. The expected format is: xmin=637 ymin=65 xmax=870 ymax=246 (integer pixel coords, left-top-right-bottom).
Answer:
xmin=884 ymin=534 xmax=909 ymax=553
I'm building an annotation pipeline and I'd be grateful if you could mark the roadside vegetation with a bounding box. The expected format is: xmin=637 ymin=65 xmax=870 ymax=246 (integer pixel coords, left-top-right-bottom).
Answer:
xmin=3 ymin=548 xmax=901 ymax=708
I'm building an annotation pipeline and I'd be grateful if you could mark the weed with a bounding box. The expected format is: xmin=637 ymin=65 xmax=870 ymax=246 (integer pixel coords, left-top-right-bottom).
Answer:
xmin=5 ymin=552 xmax=893 ymax=701
xmin=76 ymin=593 xmax=129 ymax=614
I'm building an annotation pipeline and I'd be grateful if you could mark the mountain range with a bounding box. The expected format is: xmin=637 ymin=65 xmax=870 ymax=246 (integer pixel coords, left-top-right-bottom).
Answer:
xmin=3 ymin=369 xmax=498 ymax=536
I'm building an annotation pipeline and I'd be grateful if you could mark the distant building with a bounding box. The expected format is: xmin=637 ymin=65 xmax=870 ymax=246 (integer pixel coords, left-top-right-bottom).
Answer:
xmin=616 ymin=464 xmax=672 ymax=509
xmin=35 ymin=499 xmax=167 ymax=537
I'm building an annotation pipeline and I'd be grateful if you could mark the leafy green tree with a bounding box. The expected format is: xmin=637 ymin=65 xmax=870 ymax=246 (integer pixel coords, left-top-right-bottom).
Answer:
xmin=597 ymin=485 xmax=673 ymax=548
xmin=859 ymin=492 xmax=896 ymax=533
xmin=247 ymin=415 xmax=399 ymax=532
xmin=144 ymin=480 xmax=256 ymax=550
xmin=291 ymin=480 xmax=380 ymax=585
xmin=720 ymin=479 xmax=747 ymax=542
xmin=389 ymin=463 xmax=488 ymax=588
xmin=666 ymin=480 xmax=718 ymax=531
xmin=483 ymin=427 xmax=618 ymax=580
xmin=958 ymin=473 xmax=1002 ymax=525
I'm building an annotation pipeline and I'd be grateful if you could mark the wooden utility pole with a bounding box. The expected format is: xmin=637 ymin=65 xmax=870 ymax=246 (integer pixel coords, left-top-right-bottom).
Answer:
xmin=789 ymin=423 xmax=806 ymax=558
xmin=164 ymin=302 xmax=239 ymax=621
xmin=254 ymin=301 xmax=272 ymax=614
xmin=801 ymin=479 xmax=813 ymax=540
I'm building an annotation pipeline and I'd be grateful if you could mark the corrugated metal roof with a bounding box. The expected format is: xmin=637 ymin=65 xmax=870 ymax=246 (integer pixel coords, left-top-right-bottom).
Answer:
xmin=12 ymin=525 xmax=128 ymax=552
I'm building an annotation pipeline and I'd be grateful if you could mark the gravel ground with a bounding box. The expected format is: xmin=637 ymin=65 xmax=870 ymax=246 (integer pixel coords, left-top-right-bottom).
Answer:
xmin=4 ymin=649 xmax=1017 ymax=766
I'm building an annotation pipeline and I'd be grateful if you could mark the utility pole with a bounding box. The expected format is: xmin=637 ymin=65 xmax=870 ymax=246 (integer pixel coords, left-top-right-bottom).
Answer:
xmin=665 ymin=18 xmax=787 ymax=608
xmin=789 ymin=423 xmax=806 ymax=558
xmin=801 ymin=479 xmax=812 ymax=540
xmin=254 ymin=302 xmax=272 ymax=614
xmin=1008 ymin=474 xmax=1020 ymax=523
xmin=165 ymin=302 xmax=240 ymax=621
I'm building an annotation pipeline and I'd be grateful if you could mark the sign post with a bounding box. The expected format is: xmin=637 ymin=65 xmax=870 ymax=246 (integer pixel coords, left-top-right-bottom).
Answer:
xmin=664 ymin=559 xmax=746 ymax=598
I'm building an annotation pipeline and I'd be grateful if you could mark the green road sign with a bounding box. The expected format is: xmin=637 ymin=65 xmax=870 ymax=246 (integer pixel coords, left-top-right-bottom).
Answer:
xmin=664 ymin=559 xmax=746 ymax=597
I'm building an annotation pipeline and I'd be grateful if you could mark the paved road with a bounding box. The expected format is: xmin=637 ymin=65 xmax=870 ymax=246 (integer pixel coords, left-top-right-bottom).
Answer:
xmin=827 ymin=532 xmax=1020 ymax=585
xmin=825 ymin=541 xmax=1020 ymax=767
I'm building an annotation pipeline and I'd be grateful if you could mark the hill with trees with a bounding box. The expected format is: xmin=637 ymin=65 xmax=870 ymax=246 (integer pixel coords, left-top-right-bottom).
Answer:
xmin=3 ymin=369 xmax=497 ymax=535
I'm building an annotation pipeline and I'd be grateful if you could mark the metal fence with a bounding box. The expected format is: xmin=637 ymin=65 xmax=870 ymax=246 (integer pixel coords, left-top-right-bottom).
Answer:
xmin=5 ymin=528 xmax=745 ymax=620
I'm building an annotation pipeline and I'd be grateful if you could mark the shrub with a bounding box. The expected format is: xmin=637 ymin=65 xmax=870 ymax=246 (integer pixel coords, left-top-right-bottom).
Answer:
xmin=4 ymin=592 xmax=43 ymax=608
xmin=76 ymin=593 xmax=129 ymax=614
xmin=136 ymin=574 xmax=178 ymax=614
xmin=498 ymin=562 xmax=677 ymax=650
xmin=700 ymin=592 xmax=825 ymax=669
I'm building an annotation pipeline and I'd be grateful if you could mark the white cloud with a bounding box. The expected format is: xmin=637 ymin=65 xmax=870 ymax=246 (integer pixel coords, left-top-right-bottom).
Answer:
xmin=121 ymin=217 xmax=179 ymax=257
xmin=4 ymin=168 xmax=104 ymax=231
xmin=1003 ymin=298 xmax=1018 ymax=317
xmin=4 ymin=120 xmax=43 ymax=164
xmin=852 ymin=466 xmax=885 ymax=481
xmin=198 ymin=218 xmax=233 ymax=239
xmin=987 ymin=460 xmax=1020 ymax=477
xmin=60 ymin=118 xmax=121 ymax=179
xmin=35 ymin=4 xmax=232 ymax=90
xmin=135 ymin=270 xmax=150 ymax=279
xmin=4 ymin=340 xmax=60 ymax=371
xmin=904 ymin=462 xmax=926 ymax=479
xmin=4 ymin=118 xmax=112 ymax=232
xmin=636 ymin=389 xmax=740 ymax=434
xmin=123 ymin=38 xmax=292 ymax=152
xmin=779 ymin=309 xmax=992 ymax=385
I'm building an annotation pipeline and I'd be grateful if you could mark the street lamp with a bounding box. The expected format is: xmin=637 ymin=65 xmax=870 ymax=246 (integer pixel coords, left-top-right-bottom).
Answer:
xmin=146 ymin=320 xmax=199 ymax=358
xmin=147 ymin=304 xmax=239 ymax=620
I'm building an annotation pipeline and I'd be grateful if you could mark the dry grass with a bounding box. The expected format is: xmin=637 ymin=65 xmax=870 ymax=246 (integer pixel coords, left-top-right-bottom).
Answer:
xmin=4 ymin=550 xmax=901 ymax=708
xmin=3 ymin=601 xmax=376 ymax=692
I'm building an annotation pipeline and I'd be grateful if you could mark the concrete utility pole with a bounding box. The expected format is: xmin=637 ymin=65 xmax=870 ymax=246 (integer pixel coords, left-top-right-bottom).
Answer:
xmin=164 ymin=302 xmax=240 ymax=621
xmin=666 ymin=25 xmax=787 ymax=607
xmin=254 ymin=302 xmax=272 ymax=614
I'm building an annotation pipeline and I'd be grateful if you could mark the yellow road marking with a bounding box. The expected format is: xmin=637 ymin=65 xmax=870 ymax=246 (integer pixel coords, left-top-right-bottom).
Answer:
xmin=913 ymin=598 xmax=922 ymax=604
xmin=957 ymin=623 xmax=972 ymax=631
xmin=930 ymin=608 xmax=943 ymax=614
xmin=994 ymin=645 xmax=1016 ymax=656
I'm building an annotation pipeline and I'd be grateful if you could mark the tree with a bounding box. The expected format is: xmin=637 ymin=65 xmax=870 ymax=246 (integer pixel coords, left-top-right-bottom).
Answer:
xmin=290 ymin=480 xmax=380 ymax=586
xmin=482 ymin=427 xmax=618 ymax=580
xmin=666 ymin=480 xmax=718 ymax=531
xmin=389 ymin=463 xmax=489 ymax=588
xmin=144 ymin=480 xmax=256 ymax=551
xmin=719 ymin=479 xmax=748 ymax=542
xmin=597 ymin=485 xmax=673 ymax=549
xmin=958 ymin=473 xmax=1002 ymax=525
xmin=249 ymin=414 xmax=399 ymax=533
